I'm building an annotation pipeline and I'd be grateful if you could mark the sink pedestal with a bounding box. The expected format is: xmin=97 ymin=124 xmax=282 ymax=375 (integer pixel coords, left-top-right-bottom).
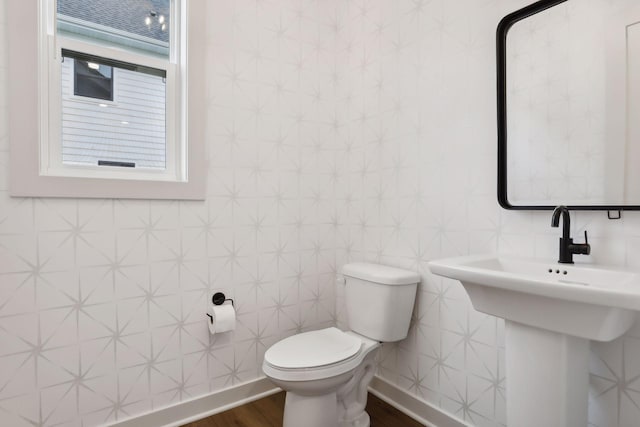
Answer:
xmin=506 ymin=321 xmax=589 ymax=427
xmin=429 ymin=254 xmax=640 ymax=426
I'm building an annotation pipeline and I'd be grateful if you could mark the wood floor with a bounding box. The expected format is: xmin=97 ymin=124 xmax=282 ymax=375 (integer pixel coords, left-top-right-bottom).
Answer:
xmin=181 ymin=392 xmax=424 ymax=427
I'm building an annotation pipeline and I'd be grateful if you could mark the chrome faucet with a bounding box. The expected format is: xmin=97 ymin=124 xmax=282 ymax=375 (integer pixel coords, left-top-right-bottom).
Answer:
xmin=550 ymin=206 xmax=590 ymax=264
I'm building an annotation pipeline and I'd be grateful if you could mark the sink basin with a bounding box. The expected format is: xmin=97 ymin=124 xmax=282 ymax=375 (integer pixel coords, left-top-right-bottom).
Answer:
xmin=428 ymin=254 xmax=639 ymax=341
xmin=429 ymin=254 xmax=640 ymax=427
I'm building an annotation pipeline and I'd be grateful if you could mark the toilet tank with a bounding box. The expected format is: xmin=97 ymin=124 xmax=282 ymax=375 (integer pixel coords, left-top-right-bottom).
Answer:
xmin=342 ymin=262 xmax=420 ymax=342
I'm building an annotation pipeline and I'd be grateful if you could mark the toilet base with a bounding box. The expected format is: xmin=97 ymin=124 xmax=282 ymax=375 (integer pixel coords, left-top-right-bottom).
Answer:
xmin=336 ymin=348 xmax=376 ymax=427
xmin=338 ymin=410 xmax=370 ymax=427
xmin=283 ymin=392 xmax=339 ymax=427
xmin=281 ymin=391 xmax=372 ymax=427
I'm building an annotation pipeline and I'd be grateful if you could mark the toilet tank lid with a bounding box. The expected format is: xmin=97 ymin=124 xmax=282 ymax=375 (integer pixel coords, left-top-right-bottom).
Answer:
xmin=342 ymin=262 xmax=420 ymax=285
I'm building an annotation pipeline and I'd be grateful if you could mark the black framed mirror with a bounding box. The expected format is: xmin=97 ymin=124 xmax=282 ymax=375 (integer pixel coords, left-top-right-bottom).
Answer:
xmin=497 ymin=0 xmax=640 ymax=210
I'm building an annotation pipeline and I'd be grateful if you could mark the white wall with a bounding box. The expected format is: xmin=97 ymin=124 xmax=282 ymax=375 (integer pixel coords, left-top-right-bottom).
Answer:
xmin=1 ymin=1 xmax=640 ymax=427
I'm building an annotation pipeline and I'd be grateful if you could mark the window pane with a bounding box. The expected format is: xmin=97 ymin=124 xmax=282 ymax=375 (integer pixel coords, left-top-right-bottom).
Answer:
xmin=57 ymin=0 xmax=170 ymax=57
xmin=74 ymin=61 xmax=113 ymax=101
xmin=61 ymin=54 xmax=167 ymax=170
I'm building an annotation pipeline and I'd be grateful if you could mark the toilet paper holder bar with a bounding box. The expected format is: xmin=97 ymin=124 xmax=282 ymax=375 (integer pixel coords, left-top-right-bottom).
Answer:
xmin=206 ymin=292 xmax=234 ymax=324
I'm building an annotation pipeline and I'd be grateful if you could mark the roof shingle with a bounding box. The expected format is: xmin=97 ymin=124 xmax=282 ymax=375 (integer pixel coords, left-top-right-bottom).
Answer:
xmin=57 ymin=0 xmax=170 ymax=43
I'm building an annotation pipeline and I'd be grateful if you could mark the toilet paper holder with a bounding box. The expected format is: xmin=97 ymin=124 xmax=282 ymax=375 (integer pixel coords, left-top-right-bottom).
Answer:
xmin=206 ymin=292 xmax=234 ymax=324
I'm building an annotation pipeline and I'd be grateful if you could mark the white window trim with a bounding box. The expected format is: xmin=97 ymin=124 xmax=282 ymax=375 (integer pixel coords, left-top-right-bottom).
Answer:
xmin=7 ymin=0 xmax=206 ymax=200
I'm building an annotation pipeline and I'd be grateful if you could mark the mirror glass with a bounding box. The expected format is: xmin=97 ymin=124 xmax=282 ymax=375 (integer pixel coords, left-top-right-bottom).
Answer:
xmin=504 ymin=0 xmax=640 ymax=208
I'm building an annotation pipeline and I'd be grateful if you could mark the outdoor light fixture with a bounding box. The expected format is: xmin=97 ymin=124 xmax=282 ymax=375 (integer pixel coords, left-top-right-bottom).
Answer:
xmin=145 ymin=11 xmax=167 ymax=31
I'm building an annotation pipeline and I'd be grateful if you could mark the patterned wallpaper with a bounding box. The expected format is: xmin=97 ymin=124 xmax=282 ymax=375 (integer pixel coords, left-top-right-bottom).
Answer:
xmin=1 ymin=1 xmax=640 ymax=427
xmin=332 ymin=1 xmax=640 ymax=427
xmin=0 ymin=1 xmax=340 ymax=426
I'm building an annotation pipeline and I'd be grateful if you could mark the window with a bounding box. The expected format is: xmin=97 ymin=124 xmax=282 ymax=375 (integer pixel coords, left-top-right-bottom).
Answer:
xmin=73 ymin=58 xmax=114 ymax=101
xmin=50 ymin=0 xmax=176 ymax=180
xmin=7 ymin=0 xmax=206 ymax=199
xmin=62 ymin=50 xmax=167 ymax=170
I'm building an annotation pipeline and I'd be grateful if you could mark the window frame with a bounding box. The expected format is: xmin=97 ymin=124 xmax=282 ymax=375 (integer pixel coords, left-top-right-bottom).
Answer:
xmin=46 ymin=33 xmax=178 ymax=181
xmin=7 ymin=0 xmax=206 ymax=200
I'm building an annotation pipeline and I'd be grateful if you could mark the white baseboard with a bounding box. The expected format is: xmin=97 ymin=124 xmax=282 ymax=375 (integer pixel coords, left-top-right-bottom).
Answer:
xmin=107 ymin=377 xmax=280 ymax=427
xmin=369 ymin=376 xmax=470 ymax=427
xmin=105 ymin=375 xmax=468 ymax=427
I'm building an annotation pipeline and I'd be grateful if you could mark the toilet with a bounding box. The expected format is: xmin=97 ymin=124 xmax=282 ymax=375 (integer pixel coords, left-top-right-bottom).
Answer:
xmin=262 ymin=262 xmax=420 ymax=427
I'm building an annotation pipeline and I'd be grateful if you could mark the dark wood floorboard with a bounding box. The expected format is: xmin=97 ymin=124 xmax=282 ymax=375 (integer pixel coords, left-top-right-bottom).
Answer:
xmin=181 ymin=392 xmax=424 ymax=427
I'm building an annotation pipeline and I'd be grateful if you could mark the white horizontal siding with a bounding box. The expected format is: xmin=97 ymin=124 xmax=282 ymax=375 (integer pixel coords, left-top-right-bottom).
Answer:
xmin=61 ymin=58 xmax=166 ymax=169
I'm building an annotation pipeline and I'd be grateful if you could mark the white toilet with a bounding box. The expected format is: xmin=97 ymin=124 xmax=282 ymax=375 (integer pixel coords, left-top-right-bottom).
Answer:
xmin=262 ymin=262 xmax=420 ymax=427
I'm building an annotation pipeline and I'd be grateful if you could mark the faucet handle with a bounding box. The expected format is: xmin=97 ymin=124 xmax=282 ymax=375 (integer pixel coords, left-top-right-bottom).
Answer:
xmin=580 ymin=230 xmax=591 ymax=255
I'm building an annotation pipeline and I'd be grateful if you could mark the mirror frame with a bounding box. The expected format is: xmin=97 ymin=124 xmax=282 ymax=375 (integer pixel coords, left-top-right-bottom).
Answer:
xmin=497 ymin=0 xmax=640 ymax=211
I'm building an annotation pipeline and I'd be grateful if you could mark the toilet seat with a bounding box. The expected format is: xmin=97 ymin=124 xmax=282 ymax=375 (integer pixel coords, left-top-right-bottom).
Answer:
xmin=263 ymin=328 xmax=379 ymax=382
xmin=266 ymin=327 xmax=361 ymax=369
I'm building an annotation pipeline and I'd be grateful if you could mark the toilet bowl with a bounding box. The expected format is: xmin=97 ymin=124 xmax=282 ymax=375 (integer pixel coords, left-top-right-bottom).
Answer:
xmin=263 ymin=328 xmax=379 ymax=427
xmin=262 ymin=263 xmax=420 ymax=427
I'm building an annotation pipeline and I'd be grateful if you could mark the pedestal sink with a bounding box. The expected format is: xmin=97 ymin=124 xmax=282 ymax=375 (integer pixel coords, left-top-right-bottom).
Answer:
xmin=428 ymin=254 xmax=640 ymax=427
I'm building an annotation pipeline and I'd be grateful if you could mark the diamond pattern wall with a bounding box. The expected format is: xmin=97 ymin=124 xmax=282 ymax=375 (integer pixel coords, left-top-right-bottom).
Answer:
xmin=1 ymin=1 xmax=640 ymax=427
